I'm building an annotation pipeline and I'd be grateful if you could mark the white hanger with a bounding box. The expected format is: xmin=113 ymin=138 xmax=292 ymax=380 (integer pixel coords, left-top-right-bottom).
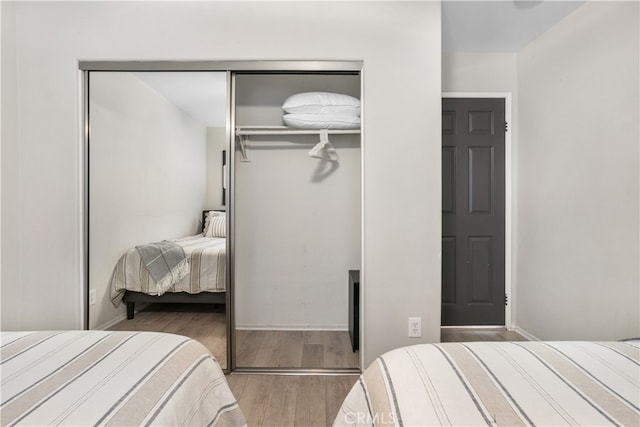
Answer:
xmin=308 ymin=129 xmax=338 ymax=162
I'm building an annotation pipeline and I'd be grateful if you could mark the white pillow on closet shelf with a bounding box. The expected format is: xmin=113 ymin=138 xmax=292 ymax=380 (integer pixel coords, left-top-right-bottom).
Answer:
xmin=282 ymin=92 xmax=361 ymax=116
xmin=283 ymin=114 xmax=361 ymax=130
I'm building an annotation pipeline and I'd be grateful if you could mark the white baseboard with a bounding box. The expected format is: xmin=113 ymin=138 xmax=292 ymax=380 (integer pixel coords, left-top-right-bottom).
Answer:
xmin=235 ymin=324 xmax=347 ymax=331
xmin=511 ymin=326 xmax=541 ymax=341
xmin=95 ymin=303 xmax=150 ymax=331
xmin=96 ymin=313 xmax=128 ymax=331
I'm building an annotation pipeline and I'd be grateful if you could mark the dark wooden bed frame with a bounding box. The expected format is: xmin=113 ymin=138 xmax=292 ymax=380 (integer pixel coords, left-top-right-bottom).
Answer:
xmin=124 ymin=210 xmax=226 ymax=320
xmin=123 ymin=291 xmax=226 ymax=319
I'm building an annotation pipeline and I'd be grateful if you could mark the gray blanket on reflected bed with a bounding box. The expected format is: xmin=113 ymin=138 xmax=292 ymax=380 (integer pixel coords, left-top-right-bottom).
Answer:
xmin=135 ymin=240 xmax=190 ymax=295
xmin=110 ymin=235 xmax=227 ymax=305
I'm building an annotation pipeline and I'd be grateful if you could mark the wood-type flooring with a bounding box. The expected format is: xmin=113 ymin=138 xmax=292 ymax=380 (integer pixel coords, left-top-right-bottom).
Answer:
xmin=441 ymin=327 xmax=527 ymax=342
xmin=108 ymin=303 xmax=361 ymax=371
xmin=108 ymin=303 xmax=228 ymax=368
xmin=232 ymin=327 xmax=526 ymax=426
xmin=227 ymin=374 xmax=358 ymax=427
xmin=235 ymin=330 xmax=359 ymax=369
xmin=110 ymin=305 xmax=527 ymax=426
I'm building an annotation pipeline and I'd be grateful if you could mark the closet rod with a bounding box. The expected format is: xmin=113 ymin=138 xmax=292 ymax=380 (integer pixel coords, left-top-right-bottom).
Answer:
xmin=236 ymin=127 xmax=360 ymax=136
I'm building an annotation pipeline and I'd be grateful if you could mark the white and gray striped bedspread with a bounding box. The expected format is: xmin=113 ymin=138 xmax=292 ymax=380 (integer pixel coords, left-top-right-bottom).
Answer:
xmin=1 ymin=331 xmax=246 ymax=427
xmin=334 ymin=341 xmax=640 ymax=426
xmin=111 ymin=235 xmax=226 ymax=305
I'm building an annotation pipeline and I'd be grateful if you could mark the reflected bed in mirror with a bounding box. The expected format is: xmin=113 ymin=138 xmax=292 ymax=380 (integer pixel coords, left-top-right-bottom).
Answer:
xmin=109 ymin=210 xmax=227 ymax=319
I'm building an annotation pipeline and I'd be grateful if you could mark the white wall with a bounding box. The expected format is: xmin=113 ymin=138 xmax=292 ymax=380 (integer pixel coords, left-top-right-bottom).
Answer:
xmin=1 ymin=1 xmax=21 ymax=330
xmin=516 ymin=1 xmax=639 ymax=340
xmin=442 ymin=53 xmax=517 ymax=93
xmin=234 ymin=136 xmax=361 ymax=329
xmin=442 ymin=53 xmax=519 ymax=325
xmin=206 ymin=127 xmax=226 ymax=211
xmin=89 ymin=72 xmax=207 ymax=329
xmin=234 ymin=74 xmax=361 ymax=330
xmin=0 ymin=2 xmax=441 ymax=366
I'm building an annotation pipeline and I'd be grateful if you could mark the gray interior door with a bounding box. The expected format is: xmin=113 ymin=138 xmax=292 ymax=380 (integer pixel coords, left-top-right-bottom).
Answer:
xmin=442 ymin=98 xmax=505 ymax=326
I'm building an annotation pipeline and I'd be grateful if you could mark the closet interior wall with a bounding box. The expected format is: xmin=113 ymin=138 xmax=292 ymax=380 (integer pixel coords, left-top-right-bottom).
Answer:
xmin=233 ymin=74 xmax=361 ymax=365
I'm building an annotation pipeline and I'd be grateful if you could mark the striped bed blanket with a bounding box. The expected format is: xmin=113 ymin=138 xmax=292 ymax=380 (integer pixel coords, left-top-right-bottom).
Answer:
xmin=111 ymin=234 xmax=226 ymax=305
xmin=1 ymin=330 xmax=246 ymax=427
xmin=334 ymin=341 xmax=639 ymax=426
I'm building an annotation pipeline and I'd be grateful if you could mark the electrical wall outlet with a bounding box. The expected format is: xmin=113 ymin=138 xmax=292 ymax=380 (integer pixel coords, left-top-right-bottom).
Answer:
xmin=89 ymin=289 xmax=96 ymax=306
xmin=408 ymin=317 xmax=421 ymax=337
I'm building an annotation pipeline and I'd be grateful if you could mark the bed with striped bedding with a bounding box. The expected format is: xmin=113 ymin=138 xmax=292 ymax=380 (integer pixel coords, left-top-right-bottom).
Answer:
xmin=110 ymin=234 xmax=226 ymax=306
xmin=1 ymin=330 xmax=246 ymax=427
xmin=334 ymin=341 xmax=639 ymax=426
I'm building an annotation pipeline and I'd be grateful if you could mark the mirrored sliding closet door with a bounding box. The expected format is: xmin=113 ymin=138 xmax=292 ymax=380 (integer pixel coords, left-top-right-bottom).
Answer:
xmin=88 ymin=71 xmax=230 ymax=369
xmin=232 ymin=71 xmax=362 ymax=371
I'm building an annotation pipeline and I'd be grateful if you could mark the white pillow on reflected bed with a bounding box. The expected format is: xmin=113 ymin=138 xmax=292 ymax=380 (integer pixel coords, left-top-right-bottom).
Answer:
xmin=204 ymin=211 xmax=226 ymax=238
xmin=283 ymin=114 xmax=360 ymax=130
xmin=282 ymin=92 xmax=361 ymax=116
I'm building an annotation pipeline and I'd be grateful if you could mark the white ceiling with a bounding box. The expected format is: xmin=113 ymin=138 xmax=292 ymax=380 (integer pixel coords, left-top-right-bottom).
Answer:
xmin=442 ymin=1 xmax=585 ymax=52
xmin=133 ymin=72 xmax=227 ymax=127
xmin=133 ymin=2 xmax=586 ymax=125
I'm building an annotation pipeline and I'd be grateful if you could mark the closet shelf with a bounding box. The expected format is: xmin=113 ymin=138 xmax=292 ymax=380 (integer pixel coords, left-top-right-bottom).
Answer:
xmin=235 ymin=126 xmax=360 ymax=162
xmin=236 ymin=126 xmax=360 ymax=136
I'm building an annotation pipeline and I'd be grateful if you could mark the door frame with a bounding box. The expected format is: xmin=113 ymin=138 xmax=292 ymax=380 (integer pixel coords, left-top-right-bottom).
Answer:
xmin=441 ymin=92 xmax=513 ymax=329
